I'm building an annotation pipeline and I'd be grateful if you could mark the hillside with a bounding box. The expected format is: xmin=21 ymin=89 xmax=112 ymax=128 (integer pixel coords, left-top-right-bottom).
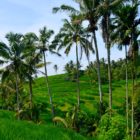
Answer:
xmin=0 ymin=73 xmax=135 ymax=140
xmin=32 ymin=74 xmax=132 ymax=120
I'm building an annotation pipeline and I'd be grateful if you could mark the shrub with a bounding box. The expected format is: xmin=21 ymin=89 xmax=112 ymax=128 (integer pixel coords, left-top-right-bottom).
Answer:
xmin=97 ymin=113 xmax=126 ymax=140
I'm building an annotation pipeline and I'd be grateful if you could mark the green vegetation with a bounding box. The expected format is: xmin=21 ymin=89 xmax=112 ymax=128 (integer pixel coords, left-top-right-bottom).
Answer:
xmin=0 ymin=111 xmax=88 ymax=140
xmin=0 ymin=0 xmax=140 ymax=139
xmin=0 ymin=73 xmax=133 ymax=140
xmin=32 ymin=74 xmax=128 ymax=116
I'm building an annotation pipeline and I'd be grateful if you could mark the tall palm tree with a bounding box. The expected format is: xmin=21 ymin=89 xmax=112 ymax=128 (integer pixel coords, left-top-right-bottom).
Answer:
xmin=23 ymin=32 xmax=40 ymax=115
xmin=98 ymin=0 xmax=126 ymax=111
xmin=73 ymin=0 xmax=105 ymax=115
xmin=38 ymin=26 xmax=56 ymax=118
xmin=0 ymin=32 xmax=26 ymax=119
xmin=127 ymin=2 xmax=140 ymax=139
xmin=53 ymin=0 xmax=104 ymax=114
xmin=53 ymin=17 xmax=93 ymax=109
xmin=111 ymin=2 xmax=140 ymax=138
xmin=111 ymin=4 xmax=131 ymax=134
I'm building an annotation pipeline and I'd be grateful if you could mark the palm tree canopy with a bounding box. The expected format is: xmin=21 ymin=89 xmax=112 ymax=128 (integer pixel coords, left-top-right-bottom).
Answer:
xmin=53 ymin=16 xmax=94 ymax=59
xmin=23 ymin=32 xmax=42 ymax=79
xmin=0 ymin=32 xmax=27 ymax=82
xmin=53 ymin=4 xmax=79 ymax=15
xmin=38 ymin=26 xmax=61 ymax=57
xmin=98 ymin=0 xmax=127 ymax=44
xmin=110 ymin=4 xmax=133 ymax=49
xmin=39 ymin=26 xmax=54 ymax=49
xmin=113 ymin=2 xmax=139 ymax=51
xmin=73 ymin=0 xmax=102 ymax=31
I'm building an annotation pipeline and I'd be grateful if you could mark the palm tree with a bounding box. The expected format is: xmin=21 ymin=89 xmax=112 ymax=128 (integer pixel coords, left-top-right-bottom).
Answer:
xmin=0 ymin=32 xmax=26 ymax=119
xmin=98 ymin=0 xmax=126 ymax=111
xmin=127 ymin=2 xmax=140 ymax=139
xmin=74 ymin=0 xmax=106 ymax=115
xmin=111 ymin=2 xmax=140 ymax=138
xmin=53 ymin=0 xmax=104 ymax=114
xmin=38 ymin=26 xmax=57 ymax=118
xmin=23 ymin=32 xmax=40 ymax=116
xmin=111 ymin=4 xmax=131 ymax=134
xmin=53 ymin=64 xmax=58 ymax=74
xmin=53 ymin=17 xmax=93 ymax=109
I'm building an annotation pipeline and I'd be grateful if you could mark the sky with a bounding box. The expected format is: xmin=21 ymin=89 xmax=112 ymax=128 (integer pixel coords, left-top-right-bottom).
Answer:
xmin=0 ymin=0 xmax=137 ymax=76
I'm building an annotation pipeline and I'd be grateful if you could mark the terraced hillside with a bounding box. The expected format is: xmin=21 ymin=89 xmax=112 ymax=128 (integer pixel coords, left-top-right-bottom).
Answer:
xmin=31 ymin=74 xmax=132 ymax=120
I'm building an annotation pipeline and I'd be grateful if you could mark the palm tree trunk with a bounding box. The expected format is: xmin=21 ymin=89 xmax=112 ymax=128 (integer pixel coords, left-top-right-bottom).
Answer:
xmin=107 ymin=46 xmax=112 ymax=111
xmin=29 ymin=77 xmax=33 ymax=119
xmin=29 ymin=79 xmax=33 ymax=108
xmin=125 ymin=45 xmax=129 ymax=135
xmin=131 ymin=69 xmax=134 ymax=140
xmin=106 ymin=14 xmax=112 ymax=112
xmin=43 ymin=51 xmax=55 ymax=118
xmin=15 ymin=73 xmax=20 ymax=120
xmin=93 ymin=31 xmax=103 ymax=114
xmin=76 ymin=43 xmax=80 ymax=109
xmin=131 ymin=50 xmax=135 ymax=140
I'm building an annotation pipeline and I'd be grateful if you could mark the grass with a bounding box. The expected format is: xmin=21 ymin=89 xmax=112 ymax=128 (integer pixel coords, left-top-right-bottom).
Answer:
xmin=32 ymin=74 xmax=132 ymax=119
xmin=0 ymin=110 xmax=88 ymax=140
xmin=0 ymin=73 xmax=133 ymax=139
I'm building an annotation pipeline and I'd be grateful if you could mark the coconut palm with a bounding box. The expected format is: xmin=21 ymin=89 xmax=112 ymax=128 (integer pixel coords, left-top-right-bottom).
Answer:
xmin=73 ymin=0 xmax=106 ymax=115
xmin=38 ymin=26 xmax=58 ymax=118
xmin=0 ymin=32 xmax=26 ymax=119
xmin=23 ymin=32 xmax=41 ymax=115
xmin=126 ymin=2 xmax=140 ymax=139
xmin=53 ymin=64 xmax=58 ymax=74
xmin=53 ymin=0 xmax=104 ymax=114
xmin=111 ymin=1 xmax=140 ymax=138
xmin=111 ymin=4 xmax=131 ymax=134
xmin=97 ymin=0 xmax=127 ymax=111
xmin=53 ymin=17 xmax=93 ymax=109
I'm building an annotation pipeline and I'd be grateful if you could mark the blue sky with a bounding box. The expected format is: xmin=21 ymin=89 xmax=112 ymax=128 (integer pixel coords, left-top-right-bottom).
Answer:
xmin=0 ymin=0 xmax=135 ymax=75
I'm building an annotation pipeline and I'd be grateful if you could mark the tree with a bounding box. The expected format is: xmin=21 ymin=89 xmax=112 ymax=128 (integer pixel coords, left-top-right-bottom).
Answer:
xmin=111 ymin=4 xmax=131 ymax=134
xmin=38 ymin=26 xmax=57 ymax=118
xmin=127 ymin=2 xmax=140 ymax=139
xmin=23 ymin=32 xmax=41 ymax=118
xmin=75 ymin=0 xmax=105 ymax=114
xmin=53 ymin=64 xmax=58 ymax=74
xmin=53 ymin=16 xmax=93 ymax=109
xmin=53 ymin=0 xmax=104 ymax=115
xmin=98 ymin=0 xmax=126 ymax=111
xmin=0 ymin=32 xmax=26 ymax=119
xmin=111 ymin=1 xmax=140 ymax=138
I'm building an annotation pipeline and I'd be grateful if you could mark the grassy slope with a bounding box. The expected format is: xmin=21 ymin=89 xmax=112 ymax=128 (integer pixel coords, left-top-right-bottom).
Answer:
xmin=32 ymin=74 xmax=132 ymax=119
xmin=0 ymin=110 xmax=88 ymax=140
xmin=0 ymin=74 xmax=133 ymax=140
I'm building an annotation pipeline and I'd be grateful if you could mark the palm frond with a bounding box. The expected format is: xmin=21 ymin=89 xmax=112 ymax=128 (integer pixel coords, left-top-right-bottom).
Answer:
xmin=53 ymin=5 xmax=79 ymax=15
